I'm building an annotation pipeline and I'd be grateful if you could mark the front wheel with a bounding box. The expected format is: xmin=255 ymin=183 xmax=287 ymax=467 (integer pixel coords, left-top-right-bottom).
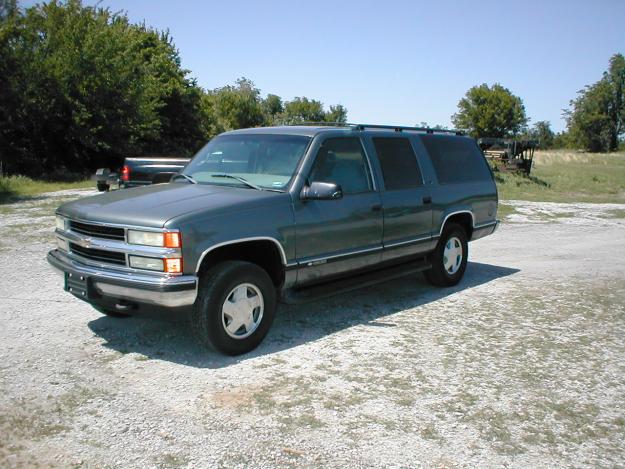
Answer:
xmin=191 ymin=261 xmax=276 ymax=355
xmin=424 ymin=223 xmax=468 ymax=287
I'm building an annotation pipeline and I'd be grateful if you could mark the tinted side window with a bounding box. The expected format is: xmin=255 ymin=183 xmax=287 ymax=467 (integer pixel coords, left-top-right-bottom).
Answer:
xmin=309 ymin=138 xmax=372 ymax=194
xmin=421 ymin=135 xmax=492 ymax=184
xmin=372 ymin=138 xmax=423 ymax=190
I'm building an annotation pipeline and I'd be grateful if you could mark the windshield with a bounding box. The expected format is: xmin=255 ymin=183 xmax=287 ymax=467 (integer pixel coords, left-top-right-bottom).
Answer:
xmin=181 ymin=134 xmax=311 ymax=190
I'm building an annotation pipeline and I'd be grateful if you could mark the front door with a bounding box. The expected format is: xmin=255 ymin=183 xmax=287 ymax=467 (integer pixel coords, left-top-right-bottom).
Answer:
xmin=293 ymin=137 xmax=383 ymax=285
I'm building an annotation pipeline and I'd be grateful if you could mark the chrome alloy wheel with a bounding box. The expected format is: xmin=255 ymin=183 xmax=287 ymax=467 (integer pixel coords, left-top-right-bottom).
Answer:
xmin=443 ymin=236 xmax=463 ymax=275
xmin=221 ymin=283 xmax=264 ymax=339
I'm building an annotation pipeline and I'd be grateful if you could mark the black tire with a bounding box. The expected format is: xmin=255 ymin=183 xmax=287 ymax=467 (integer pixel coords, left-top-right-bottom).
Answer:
xmin=96 ymin=182 xmax=109 ymax=192
xmin=191 ymin=261 xmax=277 ymax=356
xmin=424 ymin=223 xmax=468 ymax=287
xmin=93 ymin=305 xmax=130 ymax=318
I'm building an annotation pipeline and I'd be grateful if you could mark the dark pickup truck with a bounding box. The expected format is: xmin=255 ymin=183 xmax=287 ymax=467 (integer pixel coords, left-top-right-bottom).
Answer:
xmin=96 ymin=156 xmax=190 ymax=191
xmin=49 ymin=124 xmax=499 ymax=355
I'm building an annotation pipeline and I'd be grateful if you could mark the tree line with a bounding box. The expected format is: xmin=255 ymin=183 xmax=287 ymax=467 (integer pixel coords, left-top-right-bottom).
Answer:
xmin=0 ymin=0 xmax=346 ymax=177
xmin=1 ymin=1 xmax=623 ymax=179
xmin=450 ymin=54 xmax=625 ymax=152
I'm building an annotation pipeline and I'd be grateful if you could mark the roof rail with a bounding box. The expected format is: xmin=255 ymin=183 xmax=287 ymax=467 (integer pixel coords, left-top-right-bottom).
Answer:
xmin=350 ymin=123 xmax=464 ymax=135
xmin=284 ymin=122 xmax=464 ymax=135
xmin=290 ymin=121 xmax=350 ymax=127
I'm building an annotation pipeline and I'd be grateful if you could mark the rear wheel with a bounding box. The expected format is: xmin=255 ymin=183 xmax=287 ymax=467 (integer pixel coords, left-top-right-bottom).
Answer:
xmin=191 ymin=261 xmax=276 ymax=355
xmin=96 ymin=182 xmax=109 ymax=192
xmin=424 ymin=223 xmax=468 ymax=287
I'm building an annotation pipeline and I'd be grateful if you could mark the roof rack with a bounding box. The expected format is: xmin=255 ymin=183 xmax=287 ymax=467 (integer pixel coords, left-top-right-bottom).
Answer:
xmin=350 ymin=123 xmax=464 ymax=135
xmin=292 ymin=121 xmax=349 ymax=127
xmin=286 ymin=122 xmax=464 ymax=135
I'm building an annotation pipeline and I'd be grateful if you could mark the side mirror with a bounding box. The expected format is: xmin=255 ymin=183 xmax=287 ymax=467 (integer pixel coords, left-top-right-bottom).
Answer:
xmin=300 ymin=181 xmax=343 ymax=200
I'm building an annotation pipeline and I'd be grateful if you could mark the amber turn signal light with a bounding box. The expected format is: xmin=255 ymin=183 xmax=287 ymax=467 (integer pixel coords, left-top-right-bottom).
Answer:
xmin=164 ymin=258 xmax=182 ymax=274
xmin=164 ymin=232 xmax=182 ymax=248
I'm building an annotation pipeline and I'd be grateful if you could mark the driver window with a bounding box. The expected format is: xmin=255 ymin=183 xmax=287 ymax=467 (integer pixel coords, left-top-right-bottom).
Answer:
xmin=309 ymin=138 xmax=372 ymax=194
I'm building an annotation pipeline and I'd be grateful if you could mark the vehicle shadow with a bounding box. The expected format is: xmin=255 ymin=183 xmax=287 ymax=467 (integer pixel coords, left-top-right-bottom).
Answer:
xmin=87 ymin=261 xmax=520 ymax=369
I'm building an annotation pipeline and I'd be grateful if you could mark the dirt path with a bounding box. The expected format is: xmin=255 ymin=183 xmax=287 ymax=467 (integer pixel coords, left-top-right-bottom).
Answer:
xmin=1 ymin=190 xmax=624 ymax=468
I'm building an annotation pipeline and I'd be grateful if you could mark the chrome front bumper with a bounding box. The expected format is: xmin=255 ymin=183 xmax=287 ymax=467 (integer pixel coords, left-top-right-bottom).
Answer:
xmin=47 ymin=249 xmax=197 ymax=308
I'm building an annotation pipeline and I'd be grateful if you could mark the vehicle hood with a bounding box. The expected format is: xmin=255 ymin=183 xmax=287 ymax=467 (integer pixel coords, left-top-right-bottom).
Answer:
xmin=57 ymin=183 xmax=290 ymax=228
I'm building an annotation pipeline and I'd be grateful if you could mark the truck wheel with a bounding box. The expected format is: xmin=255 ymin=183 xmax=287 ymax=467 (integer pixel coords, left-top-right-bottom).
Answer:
xmin=192 ymin=261 xmax=276 ymax=355
xmin=93 ymin=306 xmax=130 ymax=318
xmin=424 ymin=223 xmax=468 ymax=287
xmin=96 ymin=182 xmax=109 ymax=192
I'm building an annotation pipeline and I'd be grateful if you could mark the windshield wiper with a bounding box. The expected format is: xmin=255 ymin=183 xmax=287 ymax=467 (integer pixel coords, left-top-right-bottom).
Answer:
xmin=211 ymin=174 xmax=263 ymax=191
xmin=171 ymin=173 xmax=197 ymax=184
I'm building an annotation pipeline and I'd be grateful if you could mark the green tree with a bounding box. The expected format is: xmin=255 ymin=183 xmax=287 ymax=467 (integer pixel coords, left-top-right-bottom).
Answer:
xmin=417 ymin=121 xmax=448 ymax=130
xmin=281 ymin=97 xmax=325 ymax=123
xmin=565 ymin=53 xmax=625 ymax=152
xmin=0 ymin=0 xmax=206 ymax=176
xmin=207 ymin=78 xmax=265 ymax=133
xmin=324 ymin=104 xmax=348 ymax=124
xmin=524 ymin=120 xmax=555 ymax=148
xmin=551 ymin=131 xmax=573 ymax=149
xmin=262 ymin=93 xmax=283 ymax=123
xmin=0 ymin=0 xmax=17 ymax=21
xmin=451 ymin=83 xmax=528 ymax=138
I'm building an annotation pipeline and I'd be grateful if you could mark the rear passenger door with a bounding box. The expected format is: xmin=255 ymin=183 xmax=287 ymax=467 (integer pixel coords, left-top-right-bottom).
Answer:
xmin=370 ymin=137 xmax=434 ymax=262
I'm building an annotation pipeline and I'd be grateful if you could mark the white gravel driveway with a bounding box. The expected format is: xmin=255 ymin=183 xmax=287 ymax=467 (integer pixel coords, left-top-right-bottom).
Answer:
xmin=1 ymin=190 xmax=624 ymax=468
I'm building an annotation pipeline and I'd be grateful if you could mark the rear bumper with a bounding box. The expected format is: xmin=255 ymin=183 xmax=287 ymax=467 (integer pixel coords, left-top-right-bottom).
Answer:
xmin=47 ymin=249 xmax=197 ymax=308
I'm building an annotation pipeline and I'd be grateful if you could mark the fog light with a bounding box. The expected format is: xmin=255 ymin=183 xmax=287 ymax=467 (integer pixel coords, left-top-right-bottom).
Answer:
xmin=129 ymin=255 xmax=164 ymax=271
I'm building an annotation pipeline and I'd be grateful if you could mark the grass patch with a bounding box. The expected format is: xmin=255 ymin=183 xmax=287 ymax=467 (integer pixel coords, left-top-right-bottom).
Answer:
xmin=598 ymin=208 xmax=625 ymax=219
xmin=0 ymin=175 xmax=92 ymax=204
xmin=495 ymin=150 xmax=625 ymax=203
xmin=497 ymin=203 xmax=518 ymax=219
xmin=156 ymin=453 xmax=190 ymax=468
xmin=420 ymin=422 xmax=443 ymax=441
xmin=0 ymin=385 xmax=108 ymax=466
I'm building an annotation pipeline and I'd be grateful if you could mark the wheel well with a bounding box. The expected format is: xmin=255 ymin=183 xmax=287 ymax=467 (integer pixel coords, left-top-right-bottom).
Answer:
xmin=197 ymin=240 xmax=284 ymax=287
xmin=443 ymin=213 xmax=474 ymax=240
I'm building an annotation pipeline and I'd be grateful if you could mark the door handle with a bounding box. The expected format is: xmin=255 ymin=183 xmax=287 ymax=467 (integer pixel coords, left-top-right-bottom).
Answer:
xmin=422 ymin=196 xmax=432 ymax=204
xmin=371 ymin=203 xmax=382 ymax=212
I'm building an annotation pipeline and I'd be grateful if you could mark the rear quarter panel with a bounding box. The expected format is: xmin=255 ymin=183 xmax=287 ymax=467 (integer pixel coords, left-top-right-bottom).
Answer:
xmin=409 ymin=136 xmax=498 ymax=239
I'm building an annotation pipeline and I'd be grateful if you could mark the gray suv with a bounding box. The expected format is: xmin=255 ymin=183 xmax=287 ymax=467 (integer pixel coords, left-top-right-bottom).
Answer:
xmin=48 ymin=124 xmax=499 ymax=355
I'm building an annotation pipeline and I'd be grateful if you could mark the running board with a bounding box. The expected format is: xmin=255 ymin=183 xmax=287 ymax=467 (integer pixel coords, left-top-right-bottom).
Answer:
xmin=281 ymin=257 xmax=431 ymax=305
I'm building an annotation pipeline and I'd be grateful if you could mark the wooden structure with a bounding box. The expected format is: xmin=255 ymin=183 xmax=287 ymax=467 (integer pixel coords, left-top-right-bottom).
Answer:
xmin=477 ymin=138 xmax=537 ymax=175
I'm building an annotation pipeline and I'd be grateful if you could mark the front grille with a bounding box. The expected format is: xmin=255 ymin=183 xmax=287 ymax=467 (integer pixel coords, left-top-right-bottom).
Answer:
xmin=69 ymin=243 xmax=126 ymax=265
xmin=69 ymin=221 xmax=125 ymax=241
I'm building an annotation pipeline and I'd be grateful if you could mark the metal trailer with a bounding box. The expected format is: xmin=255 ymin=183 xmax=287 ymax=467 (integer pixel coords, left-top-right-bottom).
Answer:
xmin=477 ymin=138 xmax=538 ymax=175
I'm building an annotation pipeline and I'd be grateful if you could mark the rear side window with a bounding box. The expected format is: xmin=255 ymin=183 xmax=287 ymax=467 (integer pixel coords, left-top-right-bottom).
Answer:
xmin=421 ymin=135 xmax=492 ymax=184
xmin=372 ymin=138 xmax=423 ymax=190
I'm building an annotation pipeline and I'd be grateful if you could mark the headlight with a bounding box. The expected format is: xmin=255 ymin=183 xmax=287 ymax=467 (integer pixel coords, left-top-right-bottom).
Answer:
xmin=55 ymin=215 xmax=68 ymax=231
xmin=127 ymin=230 xmax=181 ymax=248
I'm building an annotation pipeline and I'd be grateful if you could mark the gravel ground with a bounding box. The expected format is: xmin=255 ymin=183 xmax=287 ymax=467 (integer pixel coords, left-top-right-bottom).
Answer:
xmin=1 ymin=190 xmax=625 ymax=468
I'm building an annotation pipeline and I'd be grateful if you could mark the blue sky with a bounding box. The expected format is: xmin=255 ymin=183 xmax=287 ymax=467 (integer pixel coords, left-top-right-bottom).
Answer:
xmin=24 ymin=0 xmax=625 ymax=131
